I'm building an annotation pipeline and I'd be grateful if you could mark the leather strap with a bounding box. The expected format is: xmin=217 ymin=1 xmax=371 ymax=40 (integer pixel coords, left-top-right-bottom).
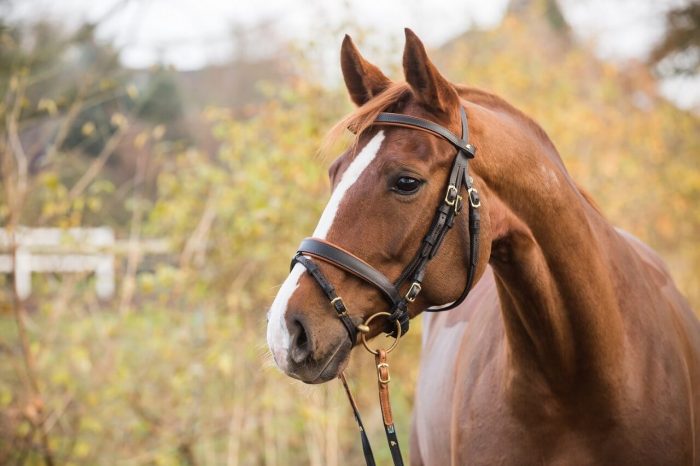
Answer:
xmin=340 ymin=372 xmax=377 ymax=466
xmin=375 ymin=350 xmax=403 ymax=466
xmin=425 ymin=172 xmax=481 ymax=313
xmin=296 ymin=238 xmax=402 ymax=307
xmin=394 ymin=149 xmax=469 ymax=290
xmin=339 ymin=352 xmax=404 ymax=466
xmin=291 ymin=255 xmax=358 ymax=343
xmin=374 ymin=107 xmax=475 ymax=158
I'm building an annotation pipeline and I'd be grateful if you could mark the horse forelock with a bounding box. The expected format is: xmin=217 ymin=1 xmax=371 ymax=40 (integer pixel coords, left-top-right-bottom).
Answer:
xmin=320 ymin=82 xmax=411 ymax=159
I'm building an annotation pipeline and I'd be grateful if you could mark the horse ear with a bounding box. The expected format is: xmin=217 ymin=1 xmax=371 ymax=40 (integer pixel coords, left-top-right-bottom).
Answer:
xmin=402 ymin=28 xmax=459 ymax=114
xmin=341 ymin=34 xmax=391 ymax=106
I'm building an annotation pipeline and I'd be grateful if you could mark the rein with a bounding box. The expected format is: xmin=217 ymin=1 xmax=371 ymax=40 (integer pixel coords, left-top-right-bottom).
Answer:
xmin=290 ymin=106 xmax=480 ymax=465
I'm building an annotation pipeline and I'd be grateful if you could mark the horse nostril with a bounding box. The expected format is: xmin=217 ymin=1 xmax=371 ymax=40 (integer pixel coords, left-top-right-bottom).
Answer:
xmin=290 ymin=318 xmax=312 ymax=364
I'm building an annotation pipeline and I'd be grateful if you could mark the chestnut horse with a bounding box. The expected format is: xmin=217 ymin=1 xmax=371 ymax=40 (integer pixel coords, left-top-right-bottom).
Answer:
xmin=266 ymin=29 xmax=700 ymax=465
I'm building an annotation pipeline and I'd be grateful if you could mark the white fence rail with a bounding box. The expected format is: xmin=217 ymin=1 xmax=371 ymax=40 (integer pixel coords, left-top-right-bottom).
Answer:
xmin=0 ymin=227 xmax=116 ymax=299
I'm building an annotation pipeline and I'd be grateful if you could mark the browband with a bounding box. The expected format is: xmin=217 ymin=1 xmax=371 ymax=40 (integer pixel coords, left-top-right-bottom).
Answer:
xmin=374 ymin=108 xmax=475 ymax=158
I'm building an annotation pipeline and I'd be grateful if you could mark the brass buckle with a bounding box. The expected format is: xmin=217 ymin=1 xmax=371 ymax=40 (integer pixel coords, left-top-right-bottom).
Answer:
xmin=405 ymin=282 xmax=421 ymax=302
xmin=361 ymin=312 xmax=402 ymax=355
xmin=454 ymin=194 xmax=463 ymax=214
xmin=467 ymin=187 xmax=481 ymax=208
xmin=444 ymin=185 xmax=458 ymax=206
xmin=330 ymin=297 xmax=343 ymax=306
xmin=330 ymin=296 xmax=347 ymax=316
xmin=376 ymin=362 xmax=390 ymax=384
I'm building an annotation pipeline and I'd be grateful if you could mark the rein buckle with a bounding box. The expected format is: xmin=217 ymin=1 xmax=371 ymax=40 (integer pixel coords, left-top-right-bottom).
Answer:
xmin=377 ymin=362 xmax=391 ymax=384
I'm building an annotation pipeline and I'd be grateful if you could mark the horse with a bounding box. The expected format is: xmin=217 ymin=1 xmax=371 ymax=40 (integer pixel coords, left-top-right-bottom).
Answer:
xmin=266 ymin=28 xmax=700 ymax=465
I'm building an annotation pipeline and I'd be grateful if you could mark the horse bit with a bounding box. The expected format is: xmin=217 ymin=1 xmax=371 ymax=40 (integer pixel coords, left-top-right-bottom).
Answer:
xmin=290 ymin=106 xmax=480 ymax=466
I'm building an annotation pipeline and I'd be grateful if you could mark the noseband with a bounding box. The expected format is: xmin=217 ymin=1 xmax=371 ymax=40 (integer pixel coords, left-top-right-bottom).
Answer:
xmin=291 ymin=106 xmax=481 ymax=342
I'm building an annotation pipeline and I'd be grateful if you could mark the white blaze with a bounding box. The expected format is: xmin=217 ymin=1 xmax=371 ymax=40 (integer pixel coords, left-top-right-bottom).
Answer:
xmin=266 ymin=131 xmax=385 ymax=369
xmin=267 ymin=263 xmax=305 ymax=370
xmin=312 ymin=132 xmax=386 ymax=238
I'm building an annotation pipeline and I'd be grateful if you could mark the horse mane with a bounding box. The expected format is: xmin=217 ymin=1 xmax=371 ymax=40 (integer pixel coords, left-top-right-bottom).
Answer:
xmin=321 ymin=81 xmax=602 ymax=214
xmin=321 ymin=81 xmax=558 ymax=156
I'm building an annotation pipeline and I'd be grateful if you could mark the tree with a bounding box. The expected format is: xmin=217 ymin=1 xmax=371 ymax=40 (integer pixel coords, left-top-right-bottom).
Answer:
xmin=650 ymin=1 xmax=700 ymax=76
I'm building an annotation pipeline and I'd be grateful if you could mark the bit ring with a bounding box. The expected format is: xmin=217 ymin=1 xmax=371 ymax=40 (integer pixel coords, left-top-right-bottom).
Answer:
xmin=360 ymin=312 xmax=402 ymax=355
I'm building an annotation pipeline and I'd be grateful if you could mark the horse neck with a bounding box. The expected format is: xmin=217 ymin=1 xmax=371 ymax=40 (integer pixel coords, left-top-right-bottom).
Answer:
xmin=470 ymin=104 xmax=626 ymax=399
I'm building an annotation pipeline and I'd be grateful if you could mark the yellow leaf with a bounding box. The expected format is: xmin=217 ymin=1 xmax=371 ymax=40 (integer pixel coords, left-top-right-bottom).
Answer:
xmin=81 ymin=121 xmax=95 ymax=136
xmin=37 ymin=98 xmax=58 ymax=115
xmin=111 ymin=112 xmax=128 ymax=128
xmin=126 ymin=84 xmax=139 ymax=99
xmin=134 ymin=131 xmax=149 ymax=149
xmin=74 ymin=441 xmax=91 ymax=458
xmin=217 ymin=353 xmax=232 ymax=376
xmin=152 ymin=125 xmax=166 ymax=140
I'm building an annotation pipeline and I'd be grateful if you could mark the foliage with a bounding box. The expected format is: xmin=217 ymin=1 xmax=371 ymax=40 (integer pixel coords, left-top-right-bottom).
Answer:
xmin=1 ymin=74 xmax=422 ymax=463
xmin=137 ymin=68 xmax=184 ymax=125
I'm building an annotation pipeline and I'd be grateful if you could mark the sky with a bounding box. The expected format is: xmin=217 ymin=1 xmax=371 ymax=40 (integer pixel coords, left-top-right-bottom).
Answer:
xmin=8 ymin=0 xmax=699 ymax=108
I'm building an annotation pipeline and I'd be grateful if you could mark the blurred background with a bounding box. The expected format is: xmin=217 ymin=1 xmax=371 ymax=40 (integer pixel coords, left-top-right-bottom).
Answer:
xmin=0 ymin=0 xmax=698 ymax=464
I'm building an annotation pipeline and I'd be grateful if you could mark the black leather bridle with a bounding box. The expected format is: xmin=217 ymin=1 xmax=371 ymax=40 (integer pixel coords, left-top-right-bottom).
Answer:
xmin=291 ymin=106 xmax=481 ymax=343
xmin=288 ymin=106 xmax=480 ymax=466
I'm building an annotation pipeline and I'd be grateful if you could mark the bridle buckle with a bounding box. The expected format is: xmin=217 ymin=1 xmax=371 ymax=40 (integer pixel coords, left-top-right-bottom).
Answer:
xmin=467 ymin=187 xmax=481 ymax=208
xmin=330 ymin=296 xmax=348 ymax=316
xmin=444 ymin=184 xmax=459 ymax=206
xmin=454 ymin=194 xmax=463 ymax=214
xmin=405 ymin=282 xmax=422 ymax=302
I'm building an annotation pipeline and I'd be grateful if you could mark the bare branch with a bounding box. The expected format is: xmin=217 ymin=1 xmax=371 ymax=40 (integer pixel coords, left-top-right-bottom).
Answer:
xmin=179 ymin=189 xmax=218 ymax=269
xmin=41 ymin=87 xmax=86 ymax=168
xmin=6 ymin=76 xmax=28 ymax=218
xmin=67 ymin=125 xmax=126 ymax=202
xmin=118 ymin=144 xmax=149 ymax=313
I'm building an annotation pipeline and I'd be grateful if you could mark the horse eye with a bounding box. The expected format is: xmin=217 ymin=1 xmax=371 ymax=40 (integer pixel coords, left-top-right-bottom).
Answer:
xmin=393 ymin=176 xmax=423 ymax=195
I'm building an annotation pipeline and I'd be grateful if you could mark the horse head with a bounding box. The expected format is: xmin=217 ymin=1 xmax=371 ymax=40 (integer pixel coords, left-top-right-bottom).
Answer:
xmin=267 ymin=29 xmax=490 ymax=383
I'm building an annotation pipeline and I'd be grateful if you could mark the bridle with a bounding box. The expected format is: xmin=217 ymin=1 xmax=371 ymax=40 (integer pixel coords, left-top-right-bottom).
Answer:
xmin=291 ymin=106 xmax=480 ymax=340
xmin=290 ymin=106 xmax=480 ymax=466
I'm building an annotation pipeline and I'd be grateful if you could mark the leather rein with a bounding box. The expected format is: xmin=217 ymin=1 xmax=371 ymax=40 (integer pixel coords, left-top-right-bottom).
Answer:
xmin=290 ymin=106 xmax=480 ymax=466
